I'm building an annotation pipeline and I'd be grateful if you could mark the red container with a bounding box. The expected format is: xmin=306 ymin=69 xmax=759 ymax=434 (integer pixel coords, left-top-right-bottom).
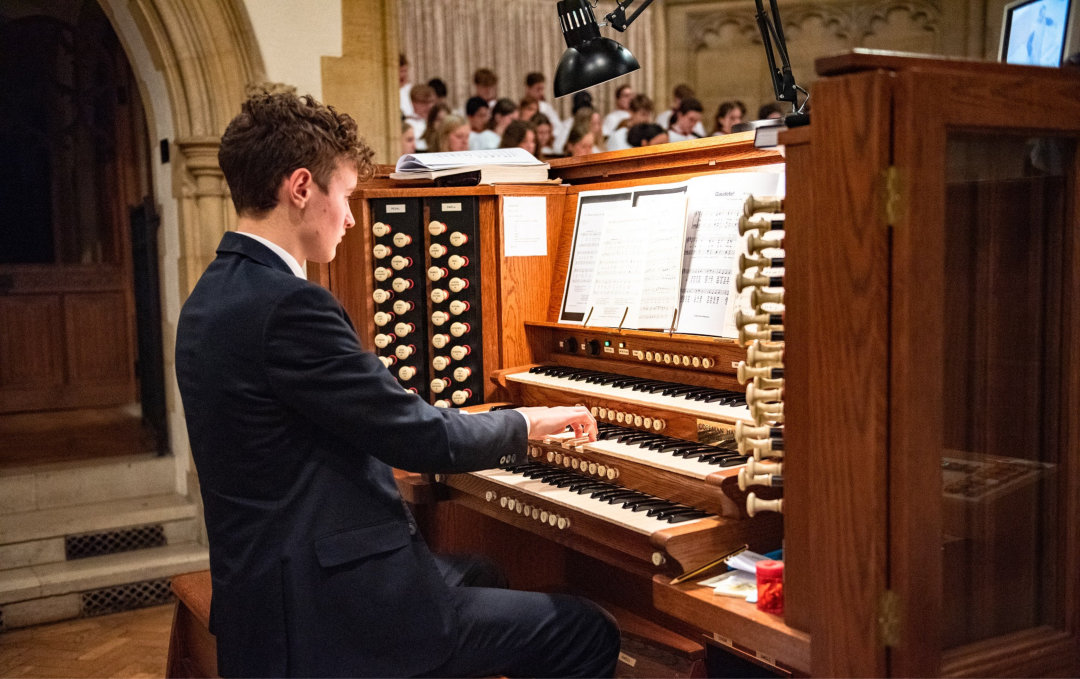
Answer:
xmin=756 ymin=560 xmax=784 ymax=615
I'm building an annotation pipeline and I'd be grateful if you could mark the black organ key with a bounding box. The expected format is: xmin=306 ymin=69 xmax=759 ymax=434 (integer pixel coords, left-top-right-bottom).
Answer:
xmin=568 ymin=480 xmax=610 ymax=493
xmin=661 ymin=384 xmax=701 ymax=396
xmin=616 ymin=432 xmax=657 ymax=444
xmin=625 ymin=499 xmax=672 ymax=512
xmin=597 ymin=491 xmax=643 ymax=504
xmin=653 ymin=507 xmax=710 ymax=521
xmin=643 ymin=503 xmax=685 ymax=517
xmin=715 ymin=456 xmax=749 ymax=467
xmin=655 ymin=440 xmax=694 ymax=453
xmin=697 ymin=450 xmax=741 ymax=463
xmin=588 ymin=487 xmax=628 ymax=500
xmin=671 ymin=446 xmax=720 ymax=458
xmin=664 ymin=513 xmax=709 ymax=524
xmin=597 ymin=427 xmax=630 ymax=441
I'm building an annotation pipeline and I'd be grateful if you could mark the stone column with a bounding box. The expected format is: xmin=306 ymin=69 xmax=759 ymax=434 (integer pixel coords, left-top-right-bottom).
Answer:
xmin=174 ymin=136 xmax=232 ymax=297
xmin=322 ymin=0 xmax=401 ymax=164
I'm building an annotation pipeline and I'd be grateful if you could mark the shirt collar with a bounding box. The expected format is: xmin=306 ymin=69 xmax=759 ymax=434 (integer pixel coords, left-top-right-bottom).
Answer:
xmin=235 ymin=231 xmax=306 ymax=279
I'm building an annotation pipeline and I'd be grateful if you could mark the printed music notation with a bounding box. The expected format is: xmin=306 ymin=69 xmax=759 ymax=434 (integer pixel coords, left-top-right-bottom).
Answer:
xmin=586 ymin=194 xmax=688 ymax=329
xmin=678 ymin=170 xmax=784 ymax=337
xmin=558 ymin=167 xmax=785 ymax=337
xmin=560 ymin=194 xmax=632 ymax=323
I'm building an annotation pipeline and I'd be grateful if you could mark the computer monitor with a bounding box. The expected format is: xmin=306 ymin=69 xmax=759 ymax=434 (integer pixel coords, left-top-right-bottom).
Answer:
xmin=1000 ymin=0 xmax=1077 ymax=66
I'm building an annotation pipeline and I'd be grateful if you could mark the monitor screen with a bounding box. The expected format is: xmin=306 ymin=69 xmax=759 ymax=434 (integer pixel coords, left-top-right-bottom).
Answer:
xmin=1001 ymin=0 xmax=1073 ymax=66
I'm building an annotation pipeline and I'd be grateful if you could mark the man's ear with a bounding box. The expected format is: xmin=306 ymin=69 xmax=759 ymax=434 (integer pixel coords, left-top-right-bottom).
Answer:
xmin=283 ymin=167 xmax=314 ymax=208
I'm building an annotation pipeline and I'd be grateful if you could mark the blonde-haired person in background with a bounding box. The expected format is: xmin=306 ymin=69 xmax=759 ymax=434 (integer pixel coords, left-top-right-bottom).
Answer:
xmin=434 ymin=114 xmax=471 ymax=152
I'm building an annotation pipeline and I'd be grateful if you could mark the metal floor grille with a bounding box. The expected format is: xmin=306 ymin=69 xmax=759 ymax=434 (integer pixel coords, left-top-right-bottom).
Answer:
xmin=81 ymin=578 xmax=174 ymax=617
xmin=66 ymin=524 xmax=166 ymax=560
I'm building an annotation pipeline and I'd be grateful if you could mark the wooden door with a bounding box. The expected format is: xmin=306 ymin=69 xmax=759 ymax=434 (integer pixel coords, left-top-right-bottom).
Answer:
xmin=0 ymin=3 xmax=147 ymax=416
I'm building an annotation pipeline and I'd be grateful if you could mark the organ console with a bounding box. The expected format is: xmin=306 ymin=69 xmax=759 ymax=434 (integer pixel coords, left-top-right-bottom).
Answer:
xmin=318 ymin=134 xmax=802 ymax=675
xmin=308 ymin=51 xmax=1080 ymax=679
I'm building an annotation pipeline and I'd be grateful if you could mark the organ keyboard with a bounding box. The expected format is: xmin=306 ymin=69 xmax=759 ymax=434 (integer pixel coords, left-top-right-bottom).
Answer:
xmin=507 ymin=365 xmax=753 ymax=424
xmin=439 ymin=438 xmax=778 ymax=574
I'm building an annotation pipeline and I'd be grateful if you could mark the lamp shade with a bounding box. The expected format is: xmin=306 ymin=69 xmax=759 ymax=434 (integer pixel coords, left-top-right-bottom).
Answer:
xmin=553 ymin=0 xmax=640 ymax=98
xmin=554 ymin=38 xmax=640 ymax=98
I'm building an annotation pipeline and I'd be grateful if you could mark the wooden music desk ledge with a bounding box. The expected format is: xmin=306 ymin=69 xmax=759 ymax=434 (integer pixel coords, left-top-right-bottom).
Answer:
xmin=167 ymin=570 xmax=219 ymax=679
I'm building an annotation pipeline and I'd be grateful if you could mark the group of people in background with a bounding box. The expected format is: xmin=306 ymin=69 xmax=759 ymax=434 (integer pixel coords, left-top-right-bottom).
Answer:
xmin=398 ymin=54 xmax=789 ymax=161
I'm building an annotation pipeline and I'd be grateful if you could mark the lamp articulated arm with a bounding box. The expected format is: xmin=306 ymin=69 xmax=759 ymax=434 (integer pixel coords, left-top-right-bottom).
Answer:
xmin=755 ymin=0 xmax=808 ymax=115
xmin=604 ymin=0 xmax=656 ymax=32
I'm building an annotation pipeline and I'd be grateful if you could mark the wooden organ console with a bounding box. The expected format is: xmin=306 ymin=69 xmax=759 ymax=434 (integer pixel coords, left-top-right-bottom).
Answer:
xmin=311 ymin=53 xmax=1080 ymax=678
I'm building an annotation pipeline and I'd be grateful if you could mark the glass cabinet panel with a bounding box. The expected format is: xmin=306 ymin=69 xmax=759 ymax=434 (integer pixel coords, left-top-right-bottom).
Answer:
xmin=941 ymin=133 xmax=1074 ymax=648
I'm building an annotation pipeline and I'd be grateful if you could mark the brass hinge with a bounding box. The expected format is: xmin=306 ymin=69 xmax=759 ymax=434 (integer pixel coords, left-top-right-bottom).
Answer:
xmin=878 ymin=589 xmax=901 ymax=647
xmin=882 ymin=165 xmax=903 ymax=225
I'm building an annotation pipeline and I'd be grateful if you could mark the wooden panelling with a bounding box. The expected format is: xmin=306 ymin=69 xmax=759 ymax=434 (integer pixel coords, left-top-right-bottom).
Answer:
xmin=0 ymin=295 xmax=63 ymax=390
xmin=0 ymin=265 xmax=136 ymax=416
xmin=783 ymin=68 xmax=893 ymax=678
xmin=653 ymin=575 xmax=811 ymax=675
xmin=491 ymin=189 xmax=567 ymax=371
xmin=64 ymin=293 xmax=134 ymax=385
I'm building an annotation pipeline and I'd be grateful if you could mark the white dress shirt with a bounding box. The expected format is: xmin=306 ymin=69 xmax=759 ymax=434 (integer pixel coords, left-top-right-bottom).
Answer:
xmin=236 ymin=231 xmax=305 ymax=278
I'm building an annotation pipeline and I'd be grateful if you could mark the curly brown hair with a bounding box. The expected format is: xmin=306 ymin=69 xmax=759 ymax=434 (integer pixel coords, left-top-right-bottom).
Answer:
xmin=218 ymin=84 xmax=374 ymax=217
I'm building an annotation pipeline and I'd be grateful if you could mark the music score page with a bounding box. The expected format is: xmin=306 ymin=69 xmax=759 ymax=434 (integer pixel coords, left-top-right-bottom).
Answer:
xmin=677 ymin=168 xmax=785 ymax=337
xmin=585 ymin=203 xmax=685 ymax=329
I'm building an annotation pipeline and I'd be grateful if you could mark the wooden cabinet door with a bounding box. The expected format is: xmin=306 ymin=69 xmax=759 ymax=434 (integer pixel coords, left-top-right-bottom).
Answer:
xmin=889 ymin=62 xmax=1080 ymax=677
xmin=0 ymin=265 xmax=135 ymax=413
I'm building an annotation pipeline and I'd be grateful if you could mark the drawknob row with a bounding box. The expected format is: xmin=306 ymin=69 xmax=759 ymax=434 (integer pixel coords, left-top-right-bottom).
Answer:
xmin=372 ymin=215 xmax=482 ymax=407
xmin=736 ymin=194 xmax=786 ymax=517
xmin=427 ymin=219 xmax=481 ymax=407
xmin=372 ymin=218 xmax=430 ymax=395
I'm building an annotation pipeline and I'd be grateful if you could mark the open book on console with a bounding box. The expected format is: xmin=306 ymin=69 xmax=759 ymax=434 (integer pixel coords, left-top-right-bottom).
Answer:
xmin=391 ymin=147 xmax=552 ymax=185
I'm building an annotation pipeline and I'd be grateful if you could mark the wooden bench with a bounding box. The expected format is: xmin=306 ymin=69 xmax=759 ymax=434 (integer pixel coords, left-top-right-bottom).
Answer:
xmin=166 ymin=570 xmax=219 ymax=678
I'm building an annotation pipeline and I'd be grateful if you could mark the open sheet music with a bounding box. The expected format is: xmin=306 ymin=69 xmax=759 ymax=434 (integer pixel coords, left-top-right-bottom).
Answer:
xmin=558 ymin=166 xmax=785 ymax=337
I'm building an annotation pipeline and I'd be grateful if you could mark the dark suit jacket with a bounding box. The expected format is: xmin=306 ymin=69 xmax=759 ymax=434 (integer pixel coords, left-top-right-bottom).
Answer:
xmin=175 ymin=232 xmax=527 ymax=677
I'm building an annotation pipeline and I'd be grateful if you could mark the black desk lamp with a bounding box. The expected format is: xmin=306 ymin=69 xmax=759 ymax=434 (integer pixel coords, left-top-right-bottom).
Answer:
xmin=553 ymin=0 xmax=651 ymax=98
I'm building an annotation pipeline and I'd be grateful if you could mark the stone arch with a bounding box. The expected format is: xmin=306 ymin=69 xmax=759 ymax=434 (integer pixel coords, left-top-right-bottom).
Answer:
xmin=119 ymin=0 xmax=265 ymax=293
xmin=99 ymin=0 xmax=264 ymax=503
